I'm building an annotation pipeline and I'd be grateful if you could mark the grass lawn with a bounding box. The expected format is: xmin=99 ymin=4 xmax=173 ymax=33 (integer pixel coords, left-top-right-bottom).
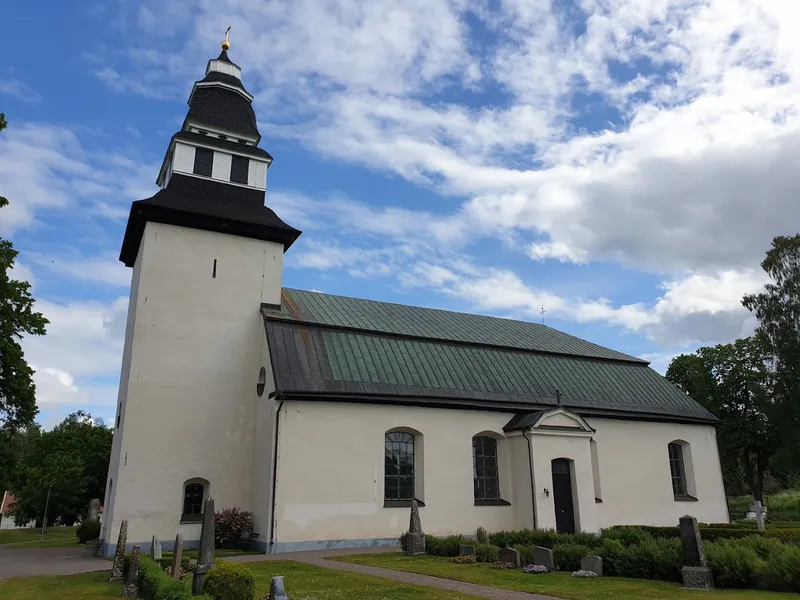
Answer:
xmin=335 ymin=553 xmax=799 ymax=600
xmin=0 ymin=527 xmax=79 ymax=548
xmin=0 ymin=560 xmax=480 ymax=600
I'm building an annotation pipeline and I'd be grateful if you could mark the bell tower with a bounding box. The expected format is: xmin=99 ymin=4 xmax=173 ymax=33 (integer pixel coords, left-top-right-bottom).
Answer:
xmin=102 ymin=31 xmax=300 ymax=556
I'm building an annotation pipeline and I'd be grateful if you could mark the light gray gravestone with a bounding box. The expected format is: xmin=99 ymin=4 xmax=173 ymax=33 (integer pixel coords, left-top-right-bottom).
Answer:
xmin=752 ymin=501 xmax=766 ymax=531
xmin=581 ymin=555 xmax=602 ymax=576
xmin=405 ymin=500 xmax=426 ymax=555
xmin=533 ymin=546 xmax=555 ymax=572
xmin=171 ymin=534 xmax=184 ymax=580
xmin=88 ymin=498 xmax=100 ymax=522
xmin=122 ymin=545 xmax=141 ymax=598
xmin=268 ymin=575 xmax=290 ymax=600
xmin=150 ymin=535 xmax=162 ymax=560
xmin=191 ymin=496 xmax=216 ymax=595
xmin=108 ymin=520 xmax=128 ymax=583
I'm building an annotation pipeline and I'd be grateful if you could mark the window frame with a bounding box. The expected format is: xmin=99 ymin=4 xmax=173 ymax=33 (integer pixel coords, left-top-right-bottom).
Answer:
xmin=181 ymin=481 xmax=206 ymax=523
xmin=668 ymin=442 xmax=689 ymax=498
xmin=384 ymin=431 xmax=416 ymax=506
xmin=230 ymin=155 xmax=249 ymax=184
xmin=193 ymin=147 xmax=214 ymax=177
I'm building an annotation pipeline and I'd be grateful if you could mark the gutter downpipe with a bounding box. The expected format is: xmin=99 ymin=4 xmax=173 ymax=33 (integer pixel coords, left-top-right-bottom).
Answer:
xmin=268 ymin=391 xmax=284 ymax=554
xmin=523 ymin=429 xmax=537 ymax=529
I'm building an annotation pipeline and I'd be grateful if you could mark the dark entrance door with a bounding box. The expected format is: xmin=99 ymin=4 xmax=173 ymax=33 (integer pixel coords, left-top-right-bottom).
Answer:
xmin=552 ymin=458 xmax=576 ymax=534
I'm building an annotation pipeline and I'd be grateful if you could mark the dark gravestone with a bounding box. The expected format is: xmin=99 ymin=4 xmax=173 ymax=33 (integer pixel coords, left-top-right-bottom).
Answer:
xmin=192 ymin=496 xmax=216 ymax=595
xmin=171 ymin=534 xmax=184 ymax=580
xmin=268 ymin=575 xmax=289 ymax=600
xmin=405 ymin=500 xmax=426 ymax=555
xmin=533 ymin=546 xmax=555 ymax=572
xmin=499 ymin=547 xmax=520 ymax=568
xmin=122 ymin=545 xmax=141 ymax=597
xmin=108 ymin=520 xmax=128 ymax=583
xmin=679 ymin=515 xmax=714 ymax=590
xmin=459 ymin=544 xmax=476 ymax=557
xmin=581 ymin=555 xmax=603 ymax=576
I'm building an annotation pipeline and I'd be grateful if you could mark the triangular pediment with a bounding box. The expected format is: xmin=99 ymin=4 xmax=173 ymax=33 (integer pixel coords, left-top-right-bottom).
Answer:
xmin=531 ymin=408 xmax=594 ymax=433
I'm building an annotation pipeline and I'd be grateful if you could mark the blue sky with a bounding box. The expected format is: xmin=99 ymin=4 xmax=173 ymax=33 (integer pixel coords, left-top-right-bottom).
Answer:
xmin=2 ymin=0 xmax=796 ymax=429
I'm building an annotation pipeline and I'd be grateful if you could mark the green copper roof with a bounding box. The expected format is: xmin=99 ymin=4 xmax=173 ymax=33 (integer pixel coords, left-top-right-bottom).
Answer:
xmin=262 ymin=289 xmax=716 ymax=424
xmin=265 ymin=288 xmax=646 ymax=363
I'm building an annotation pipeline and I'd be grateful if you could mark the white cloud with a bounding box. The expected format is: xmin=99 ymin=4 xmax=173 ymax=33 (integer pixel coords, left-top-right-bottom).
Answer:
xmin=0 ymin=79 xmax=41 ymax=103
xmin=27 ymin=252 xmax=131 ymax=287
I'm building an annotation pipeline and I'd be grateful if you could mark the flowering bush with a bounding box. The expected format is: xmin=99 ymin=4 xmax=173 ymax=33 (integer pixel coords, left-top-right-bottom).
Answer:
xmin=572 ymin=570 xmax=598 ymax=578
xmin=449 ymin=554 xmax=476 ymax=564
xmin=523 ymin=564 xmax=549 ymax=575
xmin=489 ymin=561 xmax=517 ymax=570
xmin=214 ymin=507 xmax=253 ymax=549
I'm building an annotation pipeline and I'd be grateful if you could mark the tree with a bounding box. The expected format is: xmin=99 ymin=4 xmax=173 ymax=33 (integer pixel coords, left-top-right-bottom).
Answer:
xmin=666 ymin=336 xmax=778 ymax=501
xmin=743 ymin=234 xmax=800 ymax=474
xmin=10 ymin=412 xmax=113 ymax=525
xmin=0 ymin=113 xmax=49 ymax=493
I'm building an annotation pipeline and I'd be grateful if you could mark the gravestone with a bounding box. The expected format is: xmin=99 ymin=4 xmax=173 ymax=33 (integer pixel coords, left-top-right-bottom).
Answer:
xmin=459 ymin=544 xmax=476 ymax=557
xmin=95 ymin=525 xmax=106 ymax=557
xmin=405 ymin=500 xmax=426 ymax=555
xmin=581 ymin=555 xmax=602 ymax=576
xmin=499 ymin=547 xmax=520 ymax=568
xmin=88 ymin=498 xmax=100 ymax=522
xmin=108 ymin=520 xmax=128 ymax=583
xmin=123 ymin=545 xmax=141 ymax=598
xmin=533 ymin=546 xmax=555 ymax=572
xmin=268 ymin=575 xmax=290 ymax=600
xmin=151 ymin=535 xmax=162 ymax=560
xmin=192 ymin=496 xmax=216 ymax=595
xmin=751 ymin=501 xmax=766 ymax=531
xmin=679 ymin=515 xmax=714 ymax=590
xmin=171 ymin=534 xmax=184 ymax=580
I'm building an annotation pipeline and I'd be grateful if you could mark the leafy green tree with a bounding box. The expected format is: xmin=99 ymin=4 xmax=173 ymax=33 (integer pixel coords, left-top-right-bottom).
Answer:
xmin=10 ymin=412 xmax=113 ymax=525
xmin=666 ymin=337 xmax=777 ymax=501
xmin=0 ymin=113 xmax=49 ymax=493
xmin=743 ymin=234 xmax=800 ymax=475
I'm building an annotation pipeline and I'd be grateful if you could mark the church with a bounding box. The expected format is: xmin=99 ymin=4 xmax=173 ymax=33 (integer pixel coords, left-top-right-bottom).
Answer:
xmin=100 ymin=36 xmax=729 ymax=557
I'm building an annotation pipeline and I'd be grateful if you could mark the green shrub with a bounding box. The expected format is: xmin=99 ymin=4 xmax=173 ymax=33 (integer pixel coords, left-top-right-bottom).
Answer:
xmin=475 ymin=526 xmax=488 ymax=544
xmin=488 ymin=528 xmax=562 ymax=549
xmin=705 ymin=539 xmax=764 ymax=590
xmin=204 ymin=562 xmax=255 ymax=600
xmin=399 ymin=532 xmax=409 ymax=551
xmin=139 ymin=555 xmax=211 ymax=600
xmin=598 ymin=539 xmax=625 ymax=576
xmin=606 ymin=524 xmax=800 ymax=545
xmin=76 ymin=519 xmax=101 ymax=544
xmin=214 ymin=508 xmax=253 ymax=550
xmin=757 ymin=543 xmax=800 ymax=592
xmin=614 ymin=538 xmax=682 ymax=582
xmin=424 ymin=535 xmax=468 ymax=557
xmin=553 ymin=544 xmax=592 ymax=572
xmin=570 ymin=532 xmax=603 ymax=548
xmin=601 ymin=526 xmax=652 ymax=546
xmin=158 ymin=556 xmax=191 ymax=577
xmin=512 ymin=544 xmax=533 ymax=566
xmin=475 ymin=544 xmax=499 ymax=563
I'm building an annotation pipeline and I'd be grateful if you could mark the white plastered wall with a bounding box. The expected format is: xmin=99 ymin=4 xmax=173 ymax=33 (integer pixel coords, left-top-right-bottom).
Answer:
xmin=102 ymin=222 xmax=284 ymax=555
xmin=272 ymin=401 xmax=517 ymax=547
xmin=588 ymin=417 xmax=728 ymax=527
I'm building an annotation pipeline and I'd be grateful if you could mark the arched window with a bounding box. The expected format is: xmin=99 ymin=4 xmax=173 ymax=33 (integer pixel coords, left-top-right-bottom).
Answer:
xmin=668 ymin=442 xmax=688 ymax=497
xmin=473 ymin=436 xmax=500 ymax=501
xmin=385 ymin=432 xmax=414 ymax=502
xmin=181 ymin=481 xmax=206 ymax=522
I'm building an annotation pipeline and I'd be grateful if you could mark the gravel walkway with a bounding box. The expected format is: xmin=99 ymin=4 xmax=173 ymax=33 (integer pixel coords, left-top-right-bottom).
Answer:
xmin=229 ymin=547 xmax=562 ymax=600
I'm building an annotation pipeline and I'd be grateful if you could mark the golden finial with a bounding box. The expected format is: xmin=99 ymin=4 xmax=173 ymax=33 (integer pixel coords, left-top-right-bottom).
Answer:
xmin=221 ymin=25 xmax=231 ymax=51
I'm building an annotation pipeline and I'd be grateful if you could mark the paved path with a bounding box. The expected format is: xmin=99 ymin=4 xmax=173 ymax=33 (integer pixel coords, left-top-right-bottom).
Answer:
xmin=0 ymin=544 xmax=561 ymax=599
xmin=0 ymin=546 xmax=109 ymax=581
xmin=229 ymin=547 xmax=561 ymax=600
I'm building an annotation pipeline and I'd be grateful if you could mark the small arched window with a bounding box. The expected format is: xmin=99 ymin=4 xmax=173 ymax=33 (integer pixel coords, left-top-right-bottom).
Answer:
xmin=385 ymin=432 xmax=414 ymax=502
xmin=473 ymin=436 xmax=500 ymax=501
xmin=182 ymin=482 xmax=205 ymax=522
xmin=668 ymin=442 xmax=688 ymax=497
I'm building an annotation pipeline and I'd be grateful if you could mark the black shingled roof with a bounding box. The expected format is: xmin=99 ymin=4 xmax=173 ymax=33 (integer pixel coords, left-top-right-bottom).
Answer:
xmin=119 ymin=174 xmax=300 ymax=266
xmin=186 ymin=86 xmax=259 ymax=139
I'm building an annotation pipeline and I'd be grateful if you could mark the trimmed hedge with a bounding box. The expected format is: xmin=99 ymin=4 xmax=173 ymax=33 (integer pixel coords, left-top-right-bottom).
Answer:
xmin=139 ymin=555 xmax=212 ymax=600
xmin=76 ymin=519 xmax=101 ymax=544
xmin=605 ymin=524 xmax=800 ymax=545
xmin=204 ymin=562 xmax=255 ymax=600
xmin=553 ymin=543 xmax=593 ymax=572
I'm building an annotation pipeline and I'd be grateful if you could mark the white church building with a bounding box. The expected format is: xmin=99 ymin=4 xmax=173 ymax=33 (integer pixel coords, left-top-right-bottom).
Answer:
xmin=101 ymin=39 xmax=729 ymax=557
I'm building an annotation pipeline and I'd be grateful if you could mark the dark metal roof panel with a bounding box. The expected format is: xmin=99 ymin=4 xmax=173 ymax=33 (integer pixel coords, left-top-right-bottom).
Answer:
xmin=262 ymin=288 xmax=646 ymax=363
xmin=263 ymin=319 xmax=717 ymax=423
